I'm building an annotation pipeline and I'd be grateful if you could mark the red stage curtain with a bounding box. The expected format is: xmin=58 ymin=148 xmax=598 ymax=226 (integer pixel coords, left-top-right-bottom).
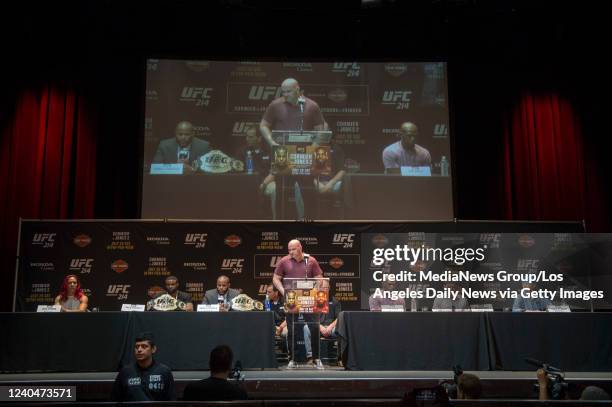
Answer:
xmin=502 ymin=91 xmax=591 ymax=228
xmin=0 ymin=82 xmax=96 ymax=310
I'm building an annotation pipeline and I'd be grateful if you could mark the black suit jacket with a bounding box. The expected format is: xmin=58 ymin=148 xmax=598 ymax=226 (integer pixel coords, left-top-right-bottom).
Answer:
xmin=152 ymin=137 xmax=210 ymax=164
xmin=202 ymin=288 xmax=240 ymax=305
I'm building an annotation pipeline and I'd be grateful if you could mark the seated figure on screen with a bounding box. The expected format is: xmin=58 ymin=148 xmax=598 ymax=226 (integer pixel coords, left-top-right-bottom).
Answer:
xmin=202 ymin=275 xmax=240 ymax=311
xmin=234 ymin=127 xmax=275 ymax=218
xmin=54 ymin=274 xmax=88 ymax=312
xmin=234 ymin=126 xmax=271 ymax=175
xmin=152 ymin=121 xmax=210 ymax=171
xmin=512 ymin=281 xmax=552 ymax=312
xmin=382 ymin=122 xmax=431 ymax=172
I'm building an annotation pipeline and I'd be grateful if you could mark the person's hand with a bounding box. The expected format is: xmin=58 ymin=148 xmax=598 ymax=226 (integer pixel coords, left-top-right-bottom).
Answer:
xmin=179 ymin=160 xmax=195 ymax=174
xmin=219 ymin=303 xmax=228 ymax=312
xmin=191 ymin=160 xmax=199 ymax=172
xmin=314 ymin=179 xmax=332 ymax=194
xmin=275 ymin=326 xmax=282 ymax=337
xmin=536 ymin=368 xmax=549 ymax=385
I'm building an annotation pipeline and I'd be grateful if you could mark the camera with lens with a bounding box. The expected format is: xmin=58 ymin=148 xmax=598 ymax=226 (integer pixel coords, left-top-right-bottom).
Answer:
xmin=228 ymin=360 xmax=244 ymax=381
xmin=403 ymin=365 xmax=461 ymax=406
xmin=526 ymin=358 xmax=569 ymax=400
xmin=440 ymin=364 xmax=463 ymax=398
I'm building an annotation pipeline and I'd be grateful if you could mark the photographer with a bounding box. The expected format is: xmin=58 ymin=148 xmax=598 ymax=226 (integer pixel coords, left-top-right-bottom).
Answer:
xmin=456 ymin=373 xmax=482 ymax=400
xmin=182 ymin=345 xmax=247 ymax=401
xmin=537 ymin=368 xmax=610 ymax=401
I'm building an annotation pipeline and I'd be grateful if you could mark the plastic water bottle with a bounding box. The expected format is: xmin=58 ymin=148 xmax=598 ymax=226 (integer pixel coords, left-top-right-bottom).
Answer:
xmin=440 ymin=155 xmax=449 ymax=176
xmin=246 ymin=150 xmax=254 ymax=174
xmin=264 ymin=295 xmax=271 ymax=311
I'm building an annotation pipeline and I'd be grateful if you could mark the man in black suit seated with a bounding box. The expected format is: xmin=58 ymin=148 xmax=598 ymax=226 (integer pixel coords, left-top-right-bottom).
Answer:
xmin=152 ymin=121 xmax=210 ymax=172
xmin=202 ymin=275 xmax=240 ymax=311
xmin=182 ymin=345 xmax=247 ymax=401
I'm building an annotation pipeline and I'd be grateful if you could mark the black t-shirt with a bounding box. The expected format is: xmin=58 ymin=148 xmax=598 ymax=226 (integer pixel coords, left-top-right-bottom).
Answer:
xmin=183 ymin=377 xmax=248 ymax=401
xmin=319 ymin=298 xmax=341 ymax=325
xmin=270 ymin=298 xmax=286 ymax=326
xmin=111 ymin=360 xmax=175 ymax=401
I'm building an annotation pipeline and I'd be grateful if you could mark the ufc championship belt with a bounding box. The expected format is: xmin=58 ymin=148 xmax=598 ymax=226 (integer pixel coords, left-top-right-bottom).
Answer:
xmin=230 ymin=294 xmax=264 ymax=311
xmin=198 ymin=150 xmax=243 ymax=173
xmin=146 ymin=293 xmax=187 ymax=311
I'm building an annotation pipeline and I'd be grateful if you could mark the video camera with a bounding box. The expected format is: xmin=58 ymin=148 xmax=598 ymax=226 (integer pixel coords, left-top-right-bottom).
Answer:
xmin=440 ymin=364 xmax=463 ymax=399
xmin=525 ymin=358 xmax=569 ymax=400
xmin=228 ymin=360 xmax=245 ymax=382
xmin=403 ymin=365 xmax=461 ymax=406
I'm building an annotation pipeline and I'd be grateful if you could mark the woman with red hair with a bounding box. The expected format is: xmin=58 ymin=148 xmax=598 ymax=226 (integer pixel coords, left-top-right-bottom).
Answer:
xmin=54 ymin=275 xmax=89 ymax=312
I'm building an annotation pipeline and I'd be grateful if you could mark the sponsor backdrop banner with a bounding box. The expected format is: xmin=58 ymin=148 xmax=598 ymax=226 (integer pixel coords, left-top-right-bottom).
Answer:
xmin=360 ymin=233 xmax=612 ymax=311
xmin=17 ymin=221 xmax=381 ymax=312
xmin=16 ymin=221 xmax=589 ymax=312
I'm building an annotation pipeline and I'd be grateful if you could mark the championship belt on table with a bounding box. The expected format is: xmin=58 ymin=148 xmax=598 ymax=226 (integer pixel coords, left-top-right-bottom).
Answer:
xmin=146 ymin=294 xmax=187 ymax=311
xmin=230 ymin=294 xmax=264 ymax=311
xmin=198 ymin=150 xmax=242 ymax=173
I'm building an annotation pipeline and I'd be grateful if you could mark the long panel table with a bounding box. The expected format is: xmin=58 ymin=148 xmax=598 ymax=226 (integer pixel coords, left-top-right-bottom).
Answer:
xmin=337 ymin=311 xmax=612 ymax=371
xmin=1 ymin=312 xmax=277 ymax=372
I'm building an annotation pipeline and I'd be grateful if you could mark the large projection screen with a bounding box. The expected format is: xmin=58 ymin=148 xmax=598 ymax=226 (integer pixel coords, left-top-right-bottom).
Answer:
xmin=142 ymin=60 xmax=453 ymax=220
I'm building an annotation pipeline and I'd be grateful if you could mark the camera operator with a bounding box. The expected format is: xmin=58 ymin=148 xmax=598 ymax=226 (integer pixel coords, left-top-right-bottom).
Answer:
xmin=182 ymin=345 xmax=247 ymax=401
xmin=537 ymin=368 xmax=610 ymax=401
xmin=456 ymin=373 xmax=482 ymax=400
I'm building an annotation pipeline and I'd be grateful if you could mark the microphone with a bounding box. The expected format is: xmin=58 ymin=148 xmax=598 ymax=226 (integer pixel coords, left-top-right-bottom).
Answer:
xmin=298 ymin=96 xmax=305 ymax=113
xmin=178 ymin=148 xmax=190 ymax=161
xmin=303 ymin=254 xmax=309 ymax=277
xmin=217 ymin=294 xmax=225 ymax=309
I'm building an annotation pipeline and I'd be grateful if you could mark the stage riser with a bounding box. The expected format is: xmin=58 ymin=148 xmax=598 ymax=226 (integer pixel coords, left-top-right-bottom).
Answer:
xmin=2 ymin=378 xmax=610 ymax=401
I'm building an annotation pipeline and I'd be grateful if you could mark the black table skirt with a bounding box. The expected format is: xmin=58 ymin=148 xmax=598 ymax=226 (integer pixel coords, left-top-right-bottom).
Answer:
xmin=337 ymin=311 xmax=490 ymax=370
xmin=1 ymin=312 xmax=277 ymax=372
xmin=337 ymin=311 xmax=612 ymax=371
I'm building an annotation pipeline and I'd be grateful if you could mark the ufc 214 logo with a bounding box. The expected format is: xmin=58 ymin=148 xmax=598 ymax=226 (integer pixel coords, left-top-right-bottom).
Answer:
xmin=185 ymin=234 xmax=207 ymax=248
xmin=70 ymin=258 xmax=94 ymax=274
xmin=332 ymin=62 xmax=361 ymax=77
xmin=221 ymin=259 xmax=244 ymax=274
xmin=32 ymin=233 xmax=56 ymax=248
xmin=333 ymin=234 xmax=355 ymax=248
xmin=248 ymin=86 xmax=281 ymax=101
xmin=179 ymin=87 xmax=213 ymax=107
xmin=382 ymin=91 xmax=412 ymax=110
xmin=107 ymin=285 xmax=130 ymax=300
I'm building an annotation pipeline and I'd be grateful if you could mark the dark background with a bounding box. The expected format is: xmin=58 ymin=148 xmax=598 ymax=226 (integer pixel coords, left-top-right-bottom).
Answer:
xmin=1 ymin=0 xmax=610 ymax=311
